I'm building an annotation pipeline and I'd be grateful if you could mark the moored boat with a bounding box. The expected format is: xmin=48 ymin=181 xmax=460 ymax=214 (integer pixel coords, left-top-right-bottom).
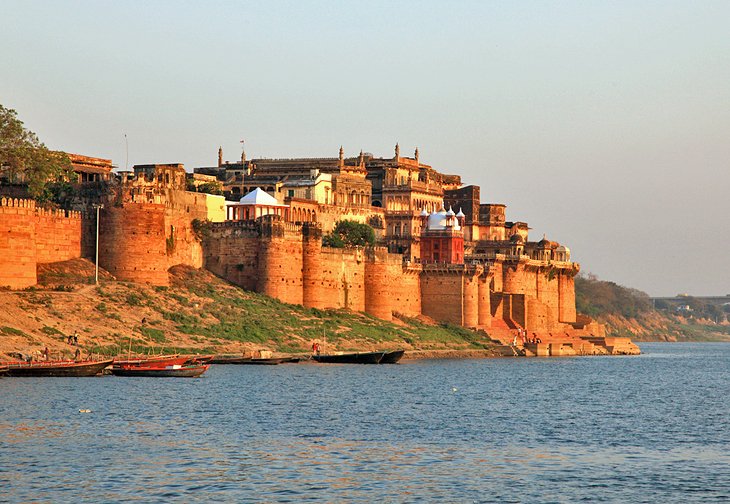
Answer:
xmin=113 ymin=354 xmax=187 ymax=367
xmin=312 ymin=351 xmax=385 ymax=364
xmin=209 ymin=354 xmax=253 ymax=364
xmin=5 ymin=359 xmax=114 ymax=377
xmin=241 ymin=357 xmax=286 ymax=365
xmin=115 ymin=354 xmax=214 ymax=367
xmin=110 ymin=363 xmax=209 ymax=378
xmin=0 ymin=364 xmax=9 ymax=376
xmin=379 ymin=349 xmax=405 ymax=364
xmin=187 ymin=354 xmax=214 ymax=364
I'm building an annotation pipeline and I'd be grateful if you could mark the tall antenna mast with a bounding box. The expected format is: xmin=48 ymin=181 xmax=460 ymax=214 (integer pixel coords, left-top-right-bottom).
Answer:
xmin=124 ymin=133 xmax=129 ymax=171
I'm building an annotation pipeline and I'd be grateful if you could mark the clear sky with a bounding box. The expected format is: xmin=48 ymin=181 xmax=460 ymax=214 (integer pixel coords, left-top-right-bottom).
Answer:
xmin=1 ymin=1 xmax=728 ymax=296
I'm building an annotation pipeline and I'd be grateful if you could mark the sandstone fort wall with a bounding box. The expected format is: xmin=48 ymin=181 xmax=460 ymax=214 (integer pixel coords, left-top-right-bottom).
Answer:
xmin=99 ymin=204 xmax=169 ymax=285
xmin=421 ymin=271 xmax=466 ymax=326
xmin=35 ymin=207 xmax=82 ymax=264
xmin=0 ymin=198 xmax=38 ymax=288
xmin=0 ymin=198 xmax=82 ymax=289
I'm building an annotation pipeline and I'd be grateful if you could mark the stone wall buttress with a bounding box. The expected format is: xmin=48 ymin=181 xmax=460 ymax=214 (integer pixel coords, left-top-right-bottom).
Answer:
xmin=364 ymin=248 xmax=393 ymax=321
xmin=302 ymin=223 xmax=325 ymax=309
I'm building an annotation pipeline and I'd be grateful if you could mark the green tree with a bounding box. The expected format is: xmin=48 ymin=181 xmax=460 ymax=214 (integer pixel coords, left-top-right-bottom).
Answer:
xmin=575 ymin=272 xmax=652 ymax=318
xmin=322 ymin=220 xmax=375 ymax=248
xmin=0 ymin=104 xmax=72 ymax=197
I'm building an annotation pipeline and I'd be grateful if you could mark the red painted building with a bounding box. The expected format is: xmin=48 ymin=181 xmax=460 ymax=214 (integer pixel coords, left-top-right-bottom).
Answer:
xmin=419 ymin=206 xmax=465 ymax=264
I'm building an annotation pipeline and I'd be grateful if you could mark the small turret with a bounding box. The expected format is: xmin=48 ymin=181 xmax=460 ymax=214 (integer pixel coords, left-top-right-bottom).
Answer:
xmin=414 ymin=147 xmax=419 ymax=163
xmin=394 ymin=142 xmax=400 ymax=160
xmin=217 ymin=146 xmax=223 ymax=167
xmin=456 ymin=207 xmax=465 ymax=227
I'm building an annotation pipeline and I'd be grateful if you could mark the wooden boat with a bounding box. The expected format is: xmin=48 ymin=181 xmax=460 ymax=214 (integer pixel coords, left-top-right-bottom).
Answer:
xmin=0 ymin=365 xmax=9 ymax=376
xmin=115 ymin=354 xmax=214 ymax=368
xmin=209 ymin=354 xmax=253 ymax=364
xmin=281 ymin=356 xmax=303 ymax=363
xmin=187 ymin=354 xmax=214 ymax=364
xmin=5 ymin=359 xmax=114 ymax=377
xmin=379 ymin=349 xmax=405 ymax=364
xmin=312 ymin=351 xmax=385 ymax=364
xmin=240 ymin=357 xmax=286 ymax=365
xmin=110 ymin=363 xmax=209 ymax=378
xmin=114 ymin=354 xmax=187 ymax=367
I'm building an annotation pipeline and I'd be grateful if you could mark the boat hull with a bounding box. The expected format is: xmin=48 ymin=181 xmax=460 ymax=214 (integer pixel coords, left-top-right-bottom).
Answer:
xmin=110 ymin=364 xmax=209 ymax=378
xmin=114 ymin=355 xmax=189 ymax=367
xmin=379 ymin=350 xmax=405 ymax=364
xmin=241 ymin=358 xmax=286 ymax=365
xmin=209 ymin=355 xmax=253 ymax=364
xmin=6 ymin=359 xmax=114 ymax=377
xmin=312 ymin=352 xmax=385 ymax=364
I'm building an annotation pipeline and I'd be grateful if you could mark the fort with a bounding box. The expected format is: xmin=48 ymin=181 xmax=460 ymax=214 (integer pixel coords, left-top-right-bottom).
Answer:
xmin=0 ymin=144 xmax=636 ymax=356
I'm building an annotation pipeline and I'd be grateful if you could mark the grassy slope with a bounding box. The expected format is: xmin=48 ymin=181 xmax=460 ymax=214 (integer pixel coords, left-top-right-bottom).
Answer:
xmin=0 ymin=259 xmax=496 ymax=358
xmin=576 ymin=274 xmax=730 ymax=342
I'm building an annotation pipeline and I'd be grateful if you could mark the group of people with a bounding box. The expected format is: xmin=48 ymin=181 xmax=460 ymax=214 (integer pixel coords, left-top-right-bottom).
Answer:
xmin=512 ymin=328 xmax=543 ymax=346
xmin=66 ymin=331 xmax=79 ymax=346
xmin=311 ymin=342 xmax=321 ymax=355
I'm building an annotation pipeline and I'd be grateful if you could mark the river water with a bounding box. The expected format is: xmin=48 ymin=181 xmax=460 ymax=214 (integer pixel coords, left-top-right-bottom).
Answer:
xmin=1 ymin=343 xmax=728 ymax=503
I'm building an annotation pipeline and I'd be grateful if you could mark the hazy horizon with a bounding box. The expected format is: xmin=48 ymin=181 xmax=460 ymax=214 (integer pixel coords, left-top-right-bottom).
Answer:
xmin=2 ymin=0 xmax=728 ymax=297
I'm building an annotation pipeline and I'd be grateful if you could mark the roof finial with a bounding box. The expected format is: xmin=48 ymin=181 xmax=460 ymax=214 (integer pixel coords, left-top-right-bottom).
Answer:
xmin=414 ymin=147 xmax=419 ymax=163
xmin=218 ymin=146 xmax=223 ymax=167
xmin=395 ymin=142 xmax=400 ymax=160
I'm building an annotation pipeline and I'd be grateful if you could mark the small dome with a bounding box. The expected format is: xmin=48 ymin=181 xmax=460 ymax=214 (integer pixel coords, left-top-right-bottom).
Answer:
xmin=456 ymin=208 xmax=465 ymax=218
xmin=556 ymin=245 xmax=569 ymax=253
xmin=420 ymin=209 xmax=429 ymax=217
xmin=446 ymin=206 xmax=455 ymax=216
xmin=238 ymin=187 xmax=282 ymax=206
xmin=427 ymin=209 xmax=448 ymax=230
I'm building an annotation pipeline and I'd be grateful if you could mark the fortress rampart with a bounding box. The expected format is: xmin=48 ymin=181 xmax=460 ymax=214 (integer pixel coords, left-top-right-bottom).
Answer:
xmin=203 ymin=218 xmax=578 ymax=335
xmin=0 ymin=154 xmax=597 ymax=347
xmin=204 ymin=218 xmax=421 ymax=319
xmin=0 ymin=197 xmax=82 ymax=288
xmin=96 ymin=167 xmax=220 ymax=286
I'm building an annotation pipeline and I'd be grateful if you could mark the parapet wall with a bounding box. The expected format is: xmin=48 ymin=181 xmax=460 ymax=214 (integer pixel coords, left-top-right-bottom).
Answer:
xmin=0 ymin=197 xmax=82 ymax=289
xmin=35 ymin=206 xmax=82 ymax=264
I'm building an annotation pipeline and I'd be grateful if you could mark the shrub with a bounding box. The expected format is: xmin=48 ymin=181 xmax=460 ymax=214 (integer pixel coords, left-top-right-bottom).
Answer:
xmin=322 ymin=220 xmax=375 ymax=248
xmin=575 ymin=273 xmax=652 ymax=318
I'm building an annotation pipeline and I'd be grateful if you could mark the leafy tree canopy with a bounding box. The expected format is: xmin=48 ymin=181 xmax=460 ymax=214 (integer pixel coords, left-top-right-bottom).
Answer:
xmin=186 ymin=180 xmax=223 ymax=195
xmin=0 ymin=104 xmax=72 ymax=197
xmin=322 ymin=220 xmax=375 ymax=248
xmin=575 ymin=272 xmax=652 ymax=318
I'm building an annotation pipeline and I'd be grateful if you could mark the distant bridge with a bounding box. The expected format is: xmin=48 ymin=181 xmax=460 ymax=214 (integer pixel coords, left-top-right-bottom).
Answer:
xmin=650 ymin=295 xmax=730 ymax=304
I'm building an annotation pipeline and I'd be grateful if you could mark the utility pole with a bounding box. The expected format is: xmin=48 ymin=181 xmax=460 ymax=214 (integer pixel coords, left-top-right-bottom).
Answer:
xmin=93 ymin=204 xmax=104 ymax=284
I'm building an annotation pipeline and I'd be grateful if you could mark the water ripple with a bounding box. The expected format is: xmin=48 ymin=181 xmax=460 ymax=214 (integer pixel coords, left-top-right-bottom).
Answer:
xmin=1 ymin=343 xmax=729 ymax=502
